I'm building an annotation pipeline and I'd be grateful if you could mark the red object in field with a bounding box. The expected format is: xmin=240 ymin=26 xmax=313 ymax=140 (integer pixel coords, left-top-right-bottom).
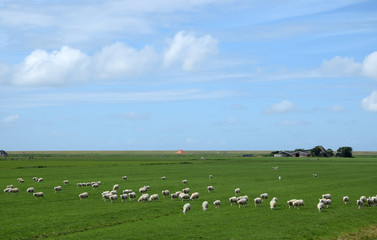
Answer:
xmin=176 ymin=149 xmax=185 ymax=154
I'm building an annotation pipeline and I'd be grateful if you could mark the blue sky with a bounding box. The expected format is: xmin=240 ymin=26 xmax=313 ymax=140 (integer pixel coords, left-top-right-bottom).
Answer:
xmin=1 ymin=0 xmax=377 ymax=151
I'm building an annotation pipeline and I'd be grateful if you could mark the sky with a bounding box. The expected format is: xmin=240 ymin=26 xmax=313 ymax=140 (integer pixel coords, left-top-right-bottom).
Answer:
xmin=1 ymin=0 xmax=377 ymax=151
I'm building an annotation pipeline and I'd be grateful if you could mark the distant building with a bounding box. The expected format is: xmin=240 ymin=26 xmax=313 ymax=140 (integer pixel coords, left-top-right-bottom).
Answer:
xmin=274 ymin=151 xmax=310 ymax=157
xmin=176 ymin=149 xmax=185 ymax=154
xmin=0 ymin=150 xmax=8 ymax=157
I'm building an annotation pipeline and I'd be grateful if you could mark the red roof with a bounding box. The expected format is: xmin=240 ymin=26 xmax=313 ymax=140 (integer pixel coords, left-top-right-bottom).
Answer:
xmin=176 ymin=149 xmax=185 ymax=154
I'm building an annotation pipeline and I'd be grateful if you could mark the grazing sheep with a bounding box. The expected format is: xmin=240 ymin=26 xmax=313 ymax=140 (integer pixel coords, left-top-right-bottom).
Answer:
xmin=322 ymin=194 xmax=331 ymax=200
xmin=313 ymin=174 xmax=317 ymax=178
xmin=113 ymin=184 xmax=119 ymax=190
xmin=209 ymin=175 xmax=213 ymax=179
xmin=54 ymin=186 xmax=62 ymax=192
xmin=270 ymin=200 xmax=277 ymax=210
xmin=10 ymin=188 xmax=19 ymax=193
xmin=183 ymin=203 xmax=191 ymax=214
xmin=183 ymin=188 xmax=190 ymax=194
xmin=202 ymin=201 xmax=209 ymax=211
xmin=278 ymin=176 xmax=281 ymax=181
xmin=37 ymin=178 xmax=43 ymax=183
xmin=238 ymin=198 xmax=248 ymax=208
xmin=179 ymin=193 xmax=190 ymax=201
xmin=235 ymin=188 xmax=241 ymax=195
xmin=271 ymin=197 xmax=278 ymax=202
xmin=260 ymin=193 xmax=268 ymax=201
xmin=17 ymin=178 xmax=24 ymax=183
xmin=161 ymin=176 xmax=166 ymax=180
xmin=238 ymin=196 xmax=249 ymax=202
xmin=92 ymin=183 xmax=99 ymax=188
xmin=343 ymin=196 xmax=350 ymax=204
xmin=357 ymin=199 xmax=364 ymax=209
xmin=6 ymin=185 xmax=14 ymax=189
xmin=213 ymin=200 xmax=221 ymax=208
xmin=325 ymin=199 xmax=332 ymax=208
xmin=272 ymin=166 xmax=278 ymax=170
xmin=122 ymin=176 xmax=127 ymax=181
xmin=317 ymin=202 xmax=325 ymax=212
xmin=138 ymin=194 xmax=149 ymax=202
xmin=139 ymin=187 xmax=148 ymax=194
xmin=26 ymin=187 xmax=34 ymax=193
xmin=287 ymin=199 xmax=297 ymax=208
xmin=33 ymin=192 xmax=44 ymax=198
xmin=293 ymin=200 xmax=304 ymax=209
xmin=367 ymin=197 xmax=375 ymax=207
xmin=3 ymin=188 xmax=11 ymax=193
xmin=129 ymin=192 xmax=137 ymax=200
xmin=120 ymin=194 xmax=128 ymax=202
xmin=162 ymin=190 xmax=170 ymax=197
xmin=145 ymin=185 xmax=150 ymax=190
xmin=149 ymin=194 xmax=159 ymax=202
xmin=360 ymin=196 xmax=367 ymax=203
xmin=182 ymin=180 xmax=188 ymax=184
xmin=33 ymin=177 xmax=38 ymax=181
xmin=254 ymin=197 xmax=262 ymax=207
xmin=63 ymin=180 xmax=69 ymax=184
xmin=229 ymin=196 xmax=238 ymax=206
xmin=190 ymin=192 xmax=199 ymax=200
xmin=123 ymin=189 xmax=133 ymax=194
xmin=109 ymin=194 xmax=117 ymax=203
xmin=171 ymin=193 xmax=179 ymax=200
xmin=77 ymin=183 xmax=83 ymax=187
xmin=207 ymin=186 xmax=214 ymax=193
xmin=79 ymin=192 xmax=88 ymax=199
xmin=110 ymin=190 xmax=117 ymax=195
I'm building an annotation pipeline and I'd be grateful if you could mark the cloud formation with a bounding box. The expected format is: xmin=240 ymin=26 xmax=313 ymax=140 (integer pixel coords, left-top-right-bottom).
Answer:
xmin=362 ymin=51 xmax=377 ymax=80
xmin=320 ymin=56 xmax=362 ymax=77
xmin=264 ymin=100 xmax=298 ymax=114
xmin=1 ymin=114 xmax=19 ymax=123
xmin=361 ymin=91 xmax=377 ymax=112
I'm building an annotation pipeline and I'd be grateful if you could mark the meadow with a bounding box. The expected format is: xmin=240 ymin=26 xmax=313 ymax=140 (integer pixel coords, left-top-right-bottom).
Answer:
xmin=1 ymin=151 xmax=377 ymax=240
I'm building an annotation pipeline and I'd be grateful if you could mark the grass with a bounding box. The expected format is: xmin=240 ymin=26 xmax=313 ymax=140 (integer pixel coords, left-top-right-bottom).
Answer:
xmin=1 ymin=152 xmax=377 ymax=239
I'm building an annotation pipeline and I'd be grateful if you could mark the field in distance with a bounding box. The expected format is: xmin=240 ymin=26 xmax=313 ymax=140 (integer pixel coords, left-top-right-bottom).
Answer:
xmin=1 ymin=151 xmax=377 ymax=239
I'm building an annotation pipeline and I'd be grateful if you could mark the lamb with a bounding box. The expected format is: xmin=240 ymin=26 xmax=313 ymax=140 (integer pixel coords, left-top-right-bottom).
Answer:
xmin=79 ymin=192 xmax=88 ymax=199
xmin=110 ymin=190 xmax=117 ymax=195
xmin=37 ymin=178 xmax=43 ymax=182
xmin=63 ymin=180 xmax=69 ymax=184
xmin=139 ymin=187 xmax=148 ymax=194
xmin=260 ymin=193 xmax=268 ymax=200
xmin=161 ymin=176 xmax=166 ymax=180
xmin=109 ymin=194 xmax=117 ymax=203
xmin=122 ymin=176 xmax=127 ymax=181
xmin=162 ymin=190 xmax=170 ymax=197
xmin=113 ymin=184 xmax=119 ymax=190
xmin=138 ymin=194 xmax=149 ymax=202
xmin=360 ymin=196 xmax=367 ymax=203
xmin=287 ymin=199 xmax=297 ymax=208
xmin=367 ymin=197 xmax=375 ymax=207
xmin=128 ymin=192 xmax=137 ymax=200
xmin=33 ymin=177 xmax=38 ymax=181
xmin=207 ymin=186 xmax=214 ymax=193
xmin=120 ymin=194 xmax=128 ymax=202
xmin=202 ymin=201 xmax=209 ymax=211
xmin=238 ymin=198 xmax=248 ymax=208
xmin=123 ymin=189 xmax=133 ymax=194
xmin=190 ymin=192 xmax=199 ymax=200
xmin=10 ymin=188 xmax=19 ymax=193
xmin=77 ymin=183 xmax=84 ymax=187
xmin=270 ymin=200 xmax=277 ymax=210
xmin=182 ymin=180 xmax=188 ymax=184
xmin=293 ymin=199 xmax=304 ymax=209
xmin=54 ymin=186 xmax=62 ymax=192
xmin=320 ymin=199 xmax=332 ymax=208
xmin=343 ymin=196 xmax=349 ymax=204
xmin=33 ymin=192 xmax=44 ymax=198
xmin=238 ymin=196 xmax=248 ymax=202
xmin=26 ymin=187 xmax=34 ymax=193
xmin=3 ymin=188 xmax=11 ymax=193
xmin=183 ymin=203 xmax=191 ymax=214
xmin=171 ymin=193 xmax=179 ymax=200
xmin=254 ymin=197 xmax=262 ymax=207
xmin=179 ymin=193 xmax=190 ymax=201
xmin=209 ymin=175 xmax=213 ymax=179
xmin=149 ymin=194 xmax=159 ymax=202
xmin=6 ymin=185 xmax=14 ymax=189
xmin=17 ymin=178 xmax=24 ymax=183
xmin=229 ymin=196 xmax=238 ymax=206
xmin=183 ymin=188 xmax=190 ymax=194
xmin=213 ymin=200 xmax=221 ymax=208
xmin=271 ymin=197 xmax=278 ymax=202
xmin=234 ymin=188 xmax=241 ymax=195
xmin=357 ymin=199 xmax=364 ymax=209
xmin=322 ymin=193 xmax=331 ymax=199
xmin=317 ymin=202 xmax=325 ymax=212
xmin=92 ymin=183 xmax=99 ymax=188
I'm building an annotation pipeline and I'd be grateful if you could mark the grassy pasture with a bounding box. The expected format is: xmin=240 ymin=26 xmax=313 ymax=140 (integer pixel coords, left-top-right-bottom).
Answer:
xmin=1 ymin=152 xmax=377 ymax=240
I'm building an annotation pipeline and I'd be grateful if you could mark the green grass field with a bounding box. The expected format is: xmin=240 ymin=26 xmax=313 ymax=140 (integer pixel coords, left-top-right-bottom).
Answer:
xmin=1 ymin=152 xmax=377 ymax=240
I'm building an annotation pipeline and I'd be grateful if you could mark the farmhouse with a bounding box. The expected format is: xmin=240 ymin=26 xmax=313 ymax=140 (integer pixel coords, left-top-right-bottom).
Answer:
xmin=0 ymin=150 xmax=8 ymax=157
xmin=274 ymin=151 xmax=309 ymax=157
xmin=176 ymin=149 xmax=185 ymax=154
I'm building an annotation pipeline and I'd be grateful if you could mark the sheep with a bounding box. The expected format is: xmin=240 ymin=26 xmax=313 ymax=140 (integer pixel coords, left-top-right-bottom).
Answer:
xmin=183 ymin=188 xmax=190 ymax=194
xmin=17 ymin=178 xmax=24 ymax=183
xmin=182 ymin=180 xmax=188 ymax=184
xmin=113 ymin=184 xmax=119 ymax=190
xmin=37 ymin=178 xmax=43 ymax=183
xmin=33 ymin=192 xmax=44 ymax=198
xmin=120 ymin=194 xmax=128 ymax=202
xmin=325 ymin=199 xmax=332 ymax=208
xmin=293 ymin=199 xmax=304 ymax=209
xmin=190 ymin=192 xmax=199 ymax=200
xmin=357 ymin=199 xmax=364 ymax=209
xmin=128 ymin=192 xmax=137 ymax=200
xmin=343 ymin=196 xmax=349 ymax=204
xmin=138 ymin=194 xmax=149 ymax=202
xmin=202 ymin=201 xmax=209 ymax=211
xmin=213 ymin=200 xmax=221 ymax=208
xmin=209 ymin=175 xmax=213 ymax=179
xmin=317 ymin=202 xmax=325 ymax=212
xmin=139 ymin=187 xmax=148 ymax=194
xmin=179 ymin=193 xmax=190 ymax=201
xmin=207 ymin=186 xmax=214 ymax=193
xmin=123 ymin=189 xmax=133 ymax=194
xmin=161 ymin=176 xmax=166 ymax=180
xmin=171 ymin=193 xmax=179 ymax=200
xmin=79 ymin=192 xmax=88 ymax=199
xmin=77 ymin=183 xmax=84 ymax=187
xmin=322 ymin=194 xmax=331 ymax=200
xmin=272 ymin=166 xmax=278 ymax=170
xmin=26 ymin=187 xmax=34 ymax=193
xmin=63 ymin=180 xmax=69 ymax=184
xmin=33 ymin=177 xmax=38 ymax=181
xmin=54 ymin=186 xmax=62 ymax=192
xmin=278 ymin=176 xmax=281 ymax=181
xmin=145 ymin=185 xmax=150 ymax=190
xmin=122 ymin=176 xmax=127 ymax=181
xmin=234 ymin=188 xmax=241 ymax=195
xmin=229 ymin=196 xmax=238 ymax=206
xmin=149 ymin=194 xmax=159 ymax=202
xmin=271 ymin=197 xmax=278 ymax=202
xmin=110 ymin=190 xmax=117 ymax=195
xmin=92 ymin=183 xmax=99 ymax=188
xmin=367 ymin=197 xmax=375 ymax=207
xmin=287 ymin=199 xmax=297 ymax=208
xmin=183 ymin=203 xmax=191 ymax=214
xmin=10 ymin=188 xmax=19 ymax=193
xmin=254 ymin=197 xmax=262 ymax=207
xmin=238 ymin=196 xmax=249 ymax=202
xmin=260 ymin=193 xmax=268 ymax=201
xmin=238 ymin=198 xmax=248 ymax=208
xmin=85 ymin=183 xmax=91 ymax=186
xmin=3 ymin=188 xmax=11 ymax=193
xmin=270 ymin=200 xmax=277 ymax=210
xmin=109 ymin=194 xmax=117 ymax=203
xmin=162 ymin=190 xmax=170 ymax=197
xmin=360 ymin=196 xmax=367 ymax=203
xmin=6 ymin=185 xmax=14 ymax=189
xmin=313 ymin=174 xmax=317 ymax=178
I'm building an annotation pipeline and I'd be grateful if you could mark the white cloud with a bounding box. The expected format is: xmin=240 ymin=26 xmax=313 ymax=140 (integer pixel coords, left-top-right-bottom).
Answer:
xmin=320 ymin=56 xmax=362 ymax=77
xmin=264 ymin=100 xmax=298 ymax=114
xmin=361 ymin=91 xmax=377 ymax=112
xmin=362 ymin=51 xmax=377 ymax=80
xmin=164 ymin=31 xmax=218 ymax=71
xmin=2 ymin=114 xmax=19 ymax=123
xmin=13 ymin=46 xmax=89 ymax=87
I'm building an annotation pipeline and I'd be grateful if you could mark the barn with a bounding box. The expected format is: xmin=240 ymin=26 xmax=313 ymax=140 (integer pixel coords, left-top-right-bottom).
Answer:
xmin=0 ymin=150 xmax=8 ymax=157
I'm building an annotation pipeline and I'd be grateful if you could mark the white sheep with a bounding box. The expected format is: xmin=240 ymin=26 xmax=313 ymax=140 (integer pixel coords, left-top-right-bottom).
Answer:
xmin=26 ymin=187 xmax=34 ymax=193
xmin=278 ymin=176 xmax=281 ymax=181
xmin=138 ymin=194 xmax=149 ymax=202
xmin=113 ymin=184 xmax=119 ymax=190
xmin=260 ymin=193 xmax=268 ymax=200
xmin=234 ymin=188 xmax=241 ymax=195
xmin=287 ymin=199 xmax=297 ymax=208
xmin=229 ymin=196 xmax=238 ymax=206
xmin=171 ymin=193 xmax=179 ymax=200
xmin=357 ymin=199 xmax=364 ymax=209
xmin=367 ymin=197 xmax=375 ymax=207
xmin=122 ymin=176 xmax=127 ymax=181
xmin=79 ymin=192 xmax=88 ymax=199
xmin=183 ymin=188 xmax=190 ymax=194
xmin=293 ymin=199 xmax=304 ymax=209
xmin=209 ymin=175 xmax=213 ymax=179
xmin=129 ymin=192 xmax=137 ymax=200
xmin=179 ymin=193 xmax=190 ymax=201
xmin=238 ymin=196 xmax=248 ymax=202
xmin=207 ymin=186 xmax=214 ymax=193
xmin=190 ymin=192 xmax=199 ymax=200
xmin=120 ymin=194 xmax=128 ymax=202
xmin=182 ymin=179 xmax=188 ymax=184
xmin=109 ymin=194 xmax=117 ymax=203
xmin=317 ymin=202 xmax=325 ymax=212
xmin=6 ymin=185 xmax=14 ymax=189
xmin=149 ymin=194 xmax=159 ymax=202
xmin=254 ymin=197 xmax=262 ymax=207
xmin=33 ymin=192 xmax=44 ymax=198
xmin=238 ymin=198 xmax=248 ymax=208
xmin=37 ymin=178 xmax=43 ymax=183
xmin=10 ymin=188 xmax=19 ymax=193
xmin=139 ymin=186 xmax=148 ymax=194
xmin=183 ymin=203 xmax=191 ymax=214
xmin=161 ymin=176 xmax=166 ymax=180
xmin=270 ymin=200 xmax=277 ymax=210
xmin=63 ymin=180 xmax=69 ymax=184
xmin=313 ymin=174 xmax=317 ymax=178
xmin=110 ymin=190 xmax=117 ymax=195
xmin=272 ymin=166 xmax=278 ymax=170
xmin=17 ymin=178 xmax=24 ymax=183
xmin=322 ymin=193 xmax=331 ymax=199
xmin=92 ymin=183 xmax=99 ymax=188
xmin=271 ymin=197 xmax=278 ymax=202
xmin=360 ymin=196 xmax=367 ymax=203
xmin=343 ymin=196 xmax=349 ymax=204
xmin=202 ymin=201 xmax=209 ymax=211
xmin=33 ymin=177 xmax=38 ymax=181
xmin=213 ymin=200 xmax=221 ymax=208
xmin=54 ymin=186 xmax=62 ymax=192
xmin=162 ymin=190 xmax=170 ymax=197
xmin=123 ymin=189 xmax=133 ymax=194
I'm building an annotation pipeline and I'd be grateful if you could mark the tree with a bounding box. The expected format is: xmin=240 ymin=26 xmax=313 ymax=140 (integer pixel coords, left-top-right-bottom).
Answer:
xmin=310 ymin=146 xmax=322 ymax=157
xmin=336 ymin=146 xmax=353 ymax=158
xmin=327 ymin=148 xmax=334 ymax=157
